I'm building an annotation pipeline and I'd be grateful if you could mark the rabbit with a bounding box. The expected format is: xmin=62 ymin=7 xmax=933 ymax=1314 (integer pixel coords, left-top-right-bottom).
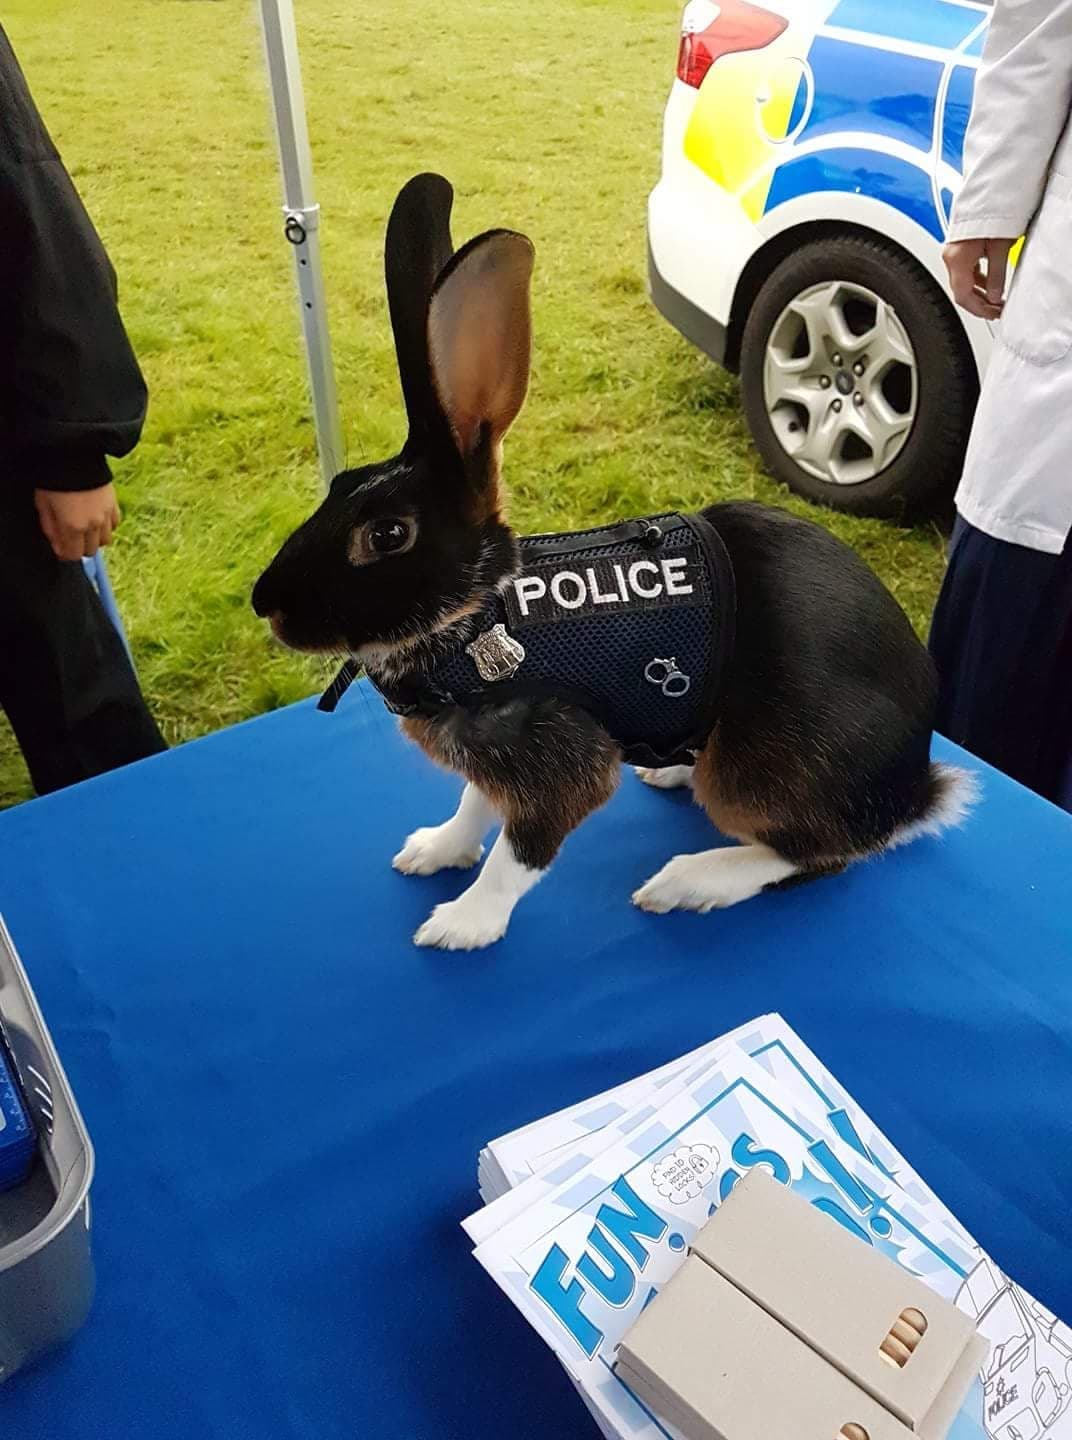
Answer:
xmin=252 ymin=173 xmax=977 ymax=951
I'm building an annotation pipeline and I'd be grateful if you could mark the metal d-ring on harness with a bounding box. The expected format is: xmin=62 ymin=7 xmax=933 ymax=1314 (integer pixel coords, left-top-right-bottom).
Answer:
xmin=644 ymin=657 xmax=692 ymax=698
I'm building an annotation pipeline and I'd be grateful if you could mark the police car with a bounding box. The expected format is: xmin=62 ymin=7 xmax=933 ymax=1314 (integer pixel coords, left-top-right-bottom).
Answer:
xmin=648 ymin=0 xmax=996 ymax=516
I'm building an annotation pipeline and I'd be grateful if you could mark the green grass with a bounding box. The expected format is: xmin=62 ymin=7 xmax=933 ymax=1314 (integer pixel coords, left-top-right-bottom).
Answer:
xmin=1 ymin=0 xmax=947 ymax=807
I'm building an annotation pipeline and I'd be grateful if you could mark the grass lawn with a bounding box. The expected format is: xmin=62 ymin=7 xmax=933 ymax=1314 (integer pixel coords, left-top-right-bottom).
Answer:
xmin=1 ymin=0 xmax=947 ymax=807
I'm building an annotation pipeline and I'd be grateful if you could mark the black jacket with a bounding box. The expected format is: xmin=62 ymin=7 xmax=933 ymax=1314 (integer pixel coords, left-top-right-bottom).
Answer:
xmin=0 ymin=23 xmax=147 ymax=493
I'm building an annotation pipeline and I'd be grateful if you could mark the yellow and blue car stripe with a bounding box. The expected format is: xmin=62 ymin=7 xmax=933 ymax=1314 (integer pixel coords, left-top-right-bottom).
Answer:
xmin=683 ymin=0 xmax=992 ymax=239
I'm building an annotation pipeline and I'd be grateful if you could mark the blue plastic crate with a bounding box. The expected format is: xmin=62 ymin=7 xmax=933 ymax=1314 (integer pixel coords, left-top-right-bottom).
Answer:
xmin=0 ymin=1036 xmax=35 ymax=1191
xmin=0 ymin=915 xmax=95 ymax=1379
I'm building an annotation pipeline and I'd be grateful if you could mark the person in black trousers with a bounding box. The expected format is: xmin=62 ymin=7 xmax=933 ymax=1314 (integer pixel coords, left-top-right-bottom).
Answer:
xmin=0 ymin=22 xmax=165 ymax=795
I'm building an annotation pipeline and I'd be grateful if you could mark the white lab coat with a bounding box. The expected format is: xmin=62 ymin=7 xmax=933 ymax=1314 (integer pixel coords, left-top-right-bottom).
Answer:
xmin=947 ymin=0 xmax=1072 ymax=554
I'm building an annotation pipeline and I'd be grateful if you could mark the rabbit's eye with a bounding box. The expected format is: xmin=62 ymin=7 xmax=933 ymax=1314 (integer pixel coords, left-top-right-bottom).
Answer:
xmin=367 ymin=519 xmax=412 ymax=555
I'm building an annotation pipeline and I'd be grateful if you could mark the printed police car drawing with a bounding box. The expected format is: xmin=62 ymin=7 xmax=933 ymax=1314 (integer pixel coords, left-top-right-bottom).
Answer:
xmin=252 ymin=173 xmax=977 ymax=951
xmin=957 ymin=1256 xmax=1072 ymax=1440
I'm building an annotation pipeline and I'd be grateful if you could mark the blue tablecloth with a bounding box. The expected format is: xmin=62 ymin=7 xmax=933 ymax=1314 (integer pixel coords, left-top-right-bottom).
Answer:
xmin=1 ymin=690 xmax=1070 ymax=1439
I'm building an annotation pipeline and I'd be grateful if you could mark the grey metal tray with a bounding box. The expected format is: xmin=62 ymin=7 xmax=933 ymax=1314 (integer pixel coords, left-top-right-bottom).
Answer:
xmin=0 ymin=914 xmax=95 ymax=1381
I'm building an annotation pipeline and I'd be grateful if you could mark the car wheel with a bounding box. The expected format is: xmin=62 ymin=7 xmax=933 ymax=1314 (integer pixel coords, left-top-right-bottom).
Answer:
xmin=739 ymin=234 xmax=976 ymax=518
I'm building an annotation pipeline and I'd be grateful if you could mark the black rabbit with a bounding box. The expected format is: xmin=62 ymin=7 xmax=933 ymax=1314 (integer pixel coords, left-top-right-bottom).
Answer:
xmin=252 ymin=173 xmax=975 ymax=950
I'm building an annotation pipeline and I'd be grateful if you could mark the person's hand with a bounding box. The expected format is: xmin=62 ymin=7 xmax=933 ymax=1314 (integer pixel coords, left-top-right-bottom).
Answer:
xmin=34 ymin=484 xmax=122 ymax=561
xmin=942 ymin=237 xmax=1016 ymax=320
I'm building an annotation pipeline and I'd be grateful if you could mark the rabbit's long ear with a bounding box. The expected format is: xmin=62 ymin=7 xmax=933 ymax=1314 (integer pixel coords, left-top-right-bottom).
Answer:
xmin=385 ymin=173 xmax=455 ymax=443
xmin=427 ymin=229 xmax=534 ymax=467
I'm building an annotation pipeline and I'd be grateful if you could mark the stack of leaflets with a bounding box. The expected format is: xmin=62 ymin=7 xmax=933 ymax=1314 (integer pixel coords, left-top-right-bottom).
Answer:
xmin=464 ymin=1015 xmax=1072 ymax=1440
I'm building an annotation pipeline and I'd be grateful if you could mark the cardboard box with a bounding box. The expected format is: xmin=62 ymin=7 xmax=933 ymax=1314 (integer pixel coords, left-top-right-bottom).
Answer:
xmin=616 ymin=1170 xmax=987 ymax=1440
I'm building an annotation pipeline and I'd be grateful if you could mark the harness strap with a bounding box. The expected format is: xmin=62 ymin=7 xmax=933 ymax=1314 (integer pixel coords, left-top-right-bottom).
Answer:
xmin=317 ymin=659 xmax=360 ymax=713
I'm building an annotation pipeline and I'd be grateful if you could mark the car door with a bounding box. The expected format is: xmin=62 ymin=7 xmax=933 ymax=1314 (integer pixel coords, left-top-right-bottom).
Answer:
xmin=933 ymin=3 xmax=991 ymax=233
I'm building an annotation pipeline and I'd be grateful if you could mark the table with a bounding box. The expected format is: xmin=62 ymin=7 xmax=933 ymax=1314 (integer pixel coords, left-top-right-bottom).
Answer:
xmin=1 ymin=690 xmax=1070 ymax=1440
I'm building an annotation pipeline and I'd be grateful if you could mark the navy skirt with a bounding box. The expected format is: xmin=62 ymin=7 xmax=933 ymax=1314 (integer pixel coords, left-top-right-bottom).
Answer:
xmin=929 ymin=517 xmax=1072 ymax=811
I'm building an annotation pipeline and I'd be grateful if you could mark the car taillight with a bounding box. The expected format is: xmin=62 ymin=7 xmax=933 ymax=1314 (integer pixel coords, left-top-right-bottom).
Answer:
xmin=676 ymin=0 xmax=788 ymax=90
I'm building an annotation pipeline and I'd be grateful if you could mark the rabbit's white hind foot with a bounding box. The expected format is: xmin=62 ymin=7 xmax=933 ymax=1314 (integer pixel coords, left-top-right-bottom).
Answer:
xmin=635 ymin=764 xmax=695 ymax=791
xmin=633 ymin=844 xmax=798 ymax=914
xmin=393 ymin=783 xmax=496 ymax=876
xmin=414 ymin=832 xmax=543 ymax=950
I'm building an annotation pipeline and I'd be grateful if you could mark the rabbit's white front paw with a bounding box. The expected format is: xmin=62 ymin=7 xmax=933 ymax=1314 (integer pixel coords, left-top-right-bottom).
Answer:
xmin=393 ymin=826 xmax=485 ymax=876
xmin=414 ymin=895 xmax=508 ymax=951
xmin=413 ymin=831 xmax=540 ymax=949
xmin=634 ymin=765 xmax=694 ymax=791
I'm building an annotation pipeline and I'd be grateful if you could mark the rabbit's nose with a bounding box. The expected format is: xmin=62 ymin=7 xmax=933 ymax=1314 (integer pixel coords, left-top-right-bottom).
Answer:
xmin=251 ymin=569 xmax=279 ymax=618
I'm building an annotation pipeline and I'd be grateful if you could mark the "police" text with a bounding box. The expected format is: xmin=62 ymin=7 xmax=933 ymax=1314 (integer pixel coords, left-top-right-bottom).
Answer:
xmin=505 ymin=553 xmax=697 ymax=626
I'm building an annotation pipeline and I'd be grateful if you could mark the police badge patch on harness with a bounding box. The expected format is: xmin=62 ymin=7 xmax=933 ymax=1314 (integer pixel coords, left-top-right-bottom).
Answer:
xmin=321 ymin=513 xmax=736 ymax=771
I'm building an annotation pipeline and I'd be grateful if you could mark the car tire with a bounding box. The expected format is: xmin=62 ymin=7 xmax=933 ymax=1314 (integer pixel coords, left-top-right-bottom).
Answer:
xmin=739 ymin=234 xmax=977 ymax=518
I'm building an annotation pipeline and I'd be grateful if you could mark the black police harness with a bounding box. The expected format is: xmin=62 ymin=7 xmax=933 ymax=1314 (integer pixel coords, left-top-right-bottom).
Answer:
xmin=318 ymin=513 xmax=736 ymax=770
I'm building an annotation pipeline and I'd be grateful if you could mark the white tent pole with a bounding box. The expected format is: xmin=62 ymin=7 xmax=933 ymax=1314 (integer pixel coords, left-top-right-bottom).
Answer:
xmin=258 ymin=0 xmax=344 ymax=490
